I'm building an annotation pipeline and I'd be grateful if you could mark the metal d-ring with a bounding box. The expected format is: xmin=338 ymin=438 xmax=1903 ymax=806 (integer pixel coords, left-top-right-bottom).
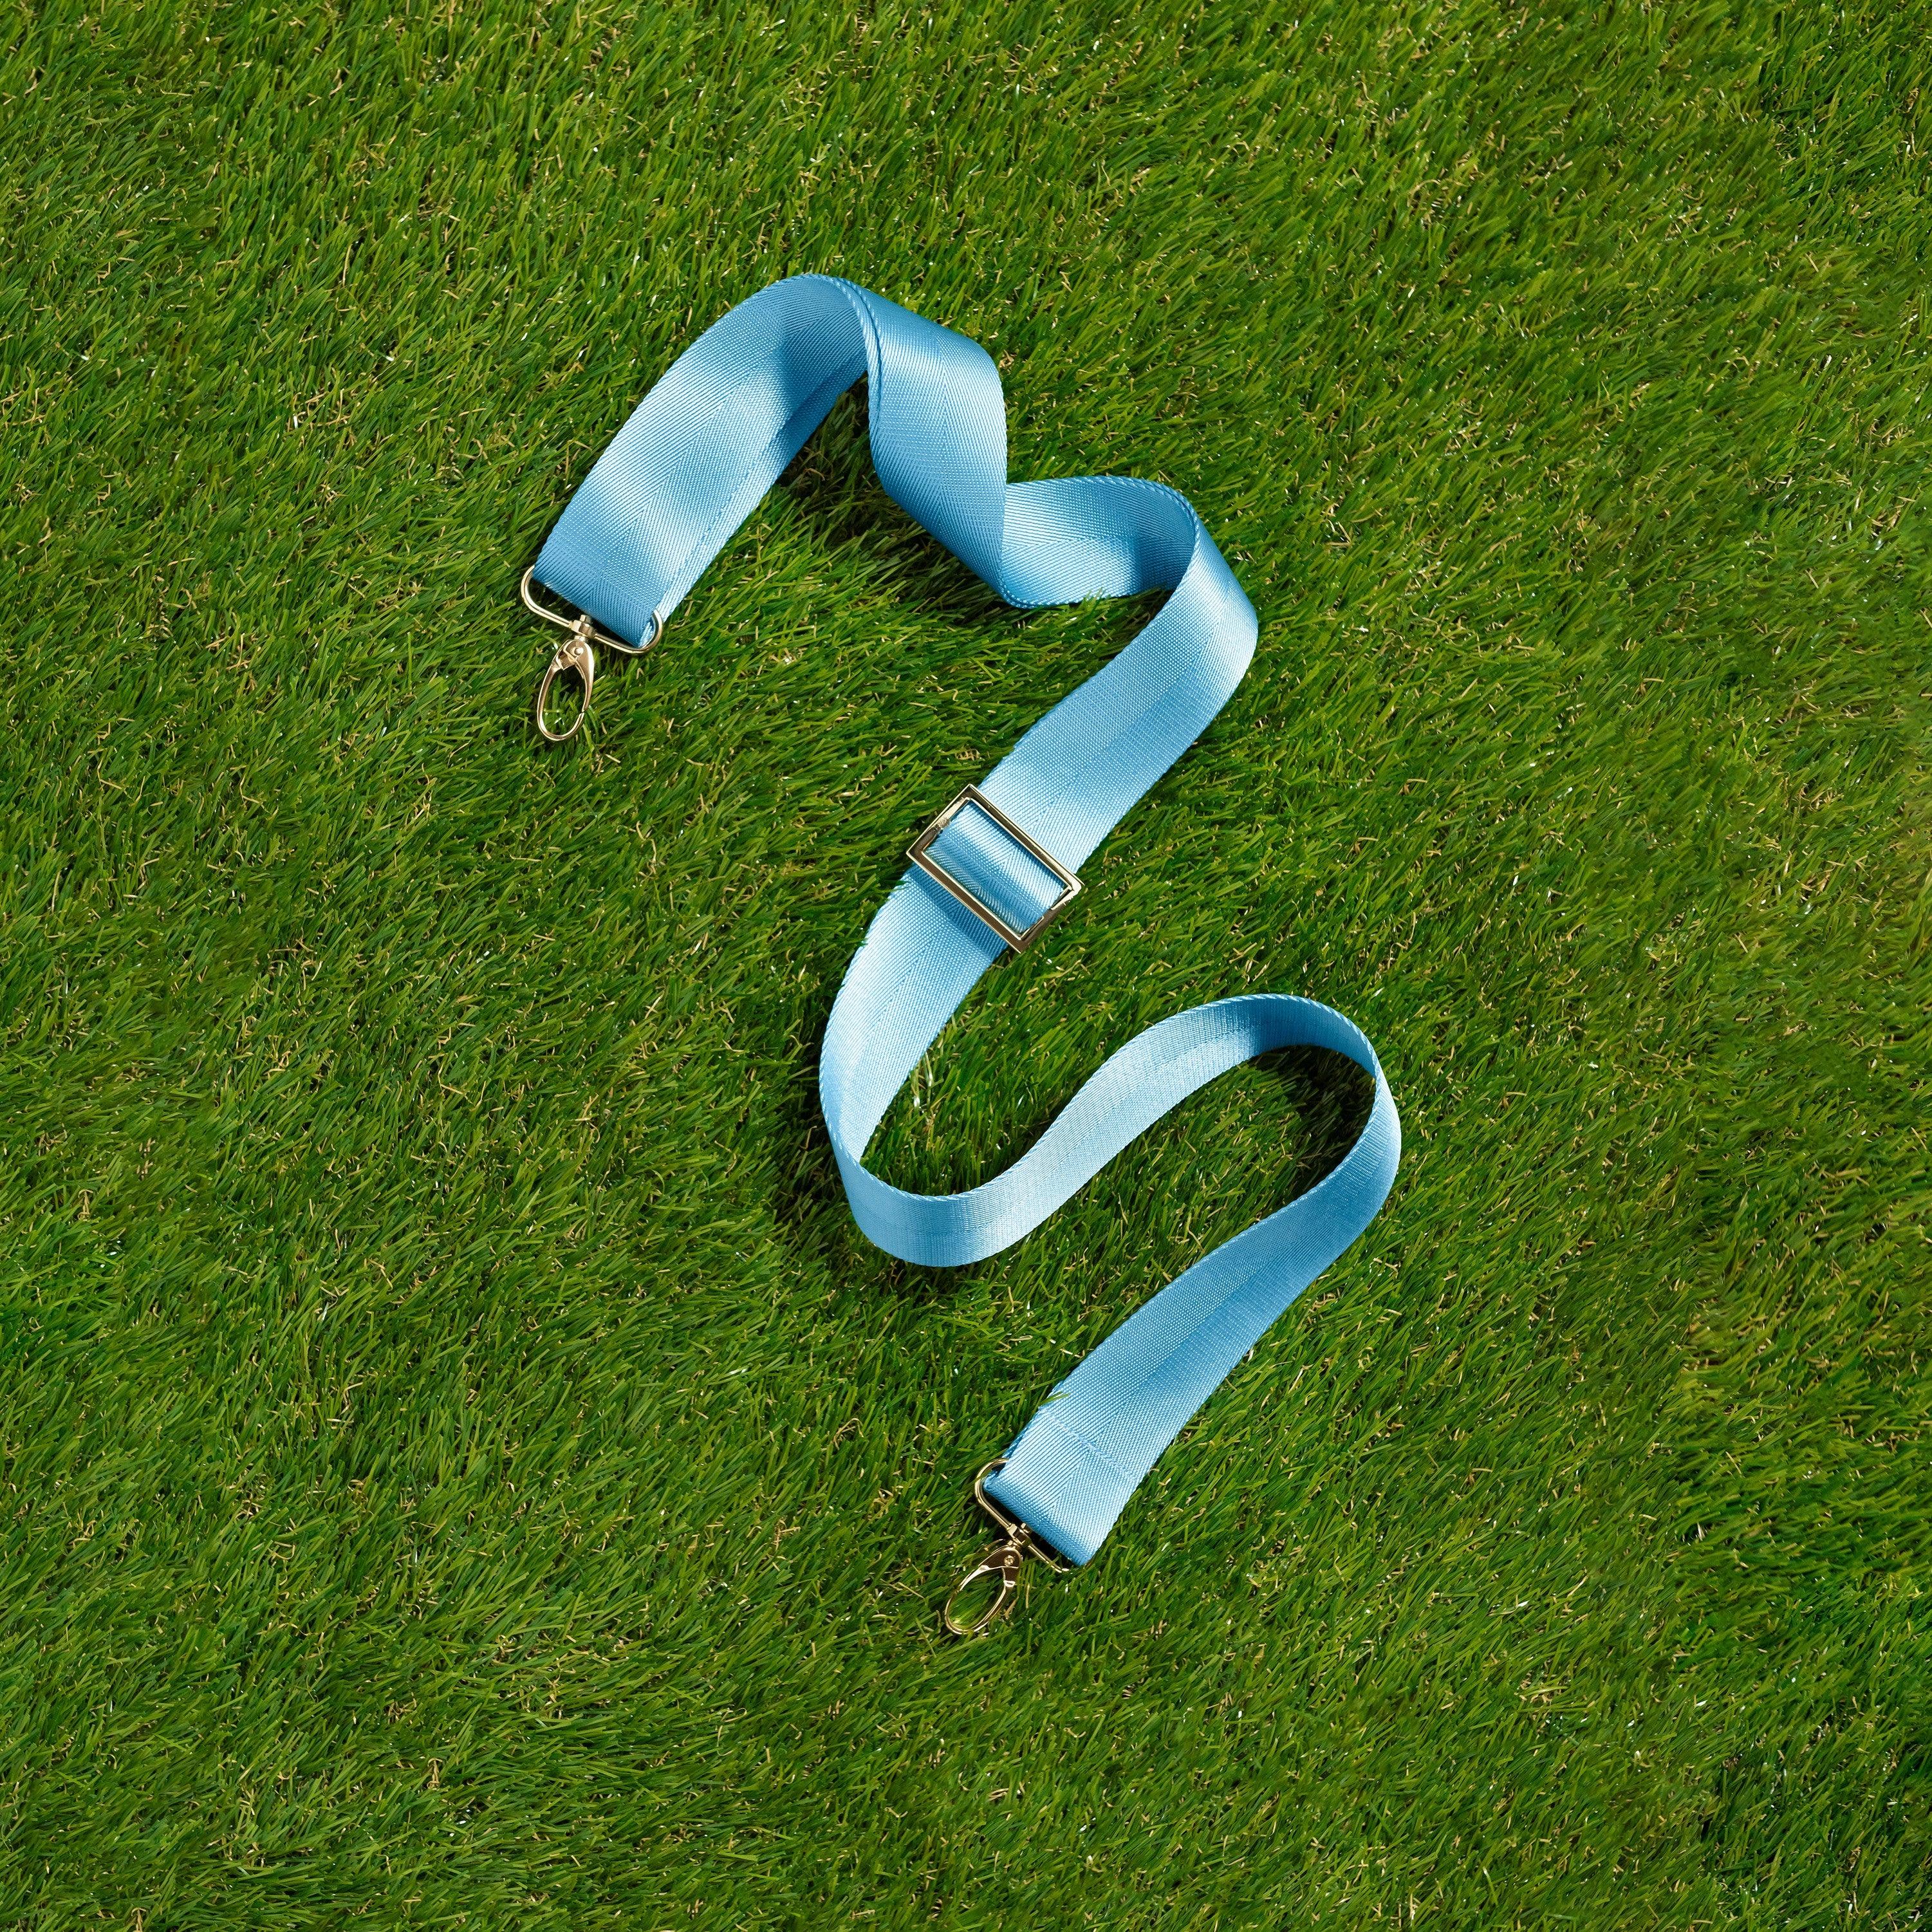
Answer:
xmin=521 ymin=567 xmax=660 ymax=743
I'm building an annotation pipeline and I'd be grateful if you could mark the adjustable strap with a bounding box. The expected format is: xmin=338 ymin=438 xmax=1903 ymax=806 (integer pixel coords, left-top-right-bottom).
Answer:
xmin=526 ymin=275 xmax=1401 ymax=1620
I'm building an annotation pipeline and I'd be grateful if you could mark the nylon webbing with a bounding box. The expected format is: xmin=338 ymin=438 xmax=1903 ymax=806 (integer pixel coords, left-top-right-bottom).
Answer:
xmin=532 ymin=275 xmax=1400 ymax=1570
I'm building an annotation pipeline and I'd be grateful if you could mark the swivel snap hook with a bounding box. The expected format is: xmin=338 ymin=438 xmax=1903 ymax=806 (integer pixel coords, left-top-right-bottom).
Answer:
xmin=940 ymin=1459 xmax=1072 ymax=1637
xmin=535 ymin=627 xmax=597 ymax=743
xmin=942 ymin=1537 xmax=1026 ymax=1638
xmin=521 ymin=566 xmax=659 ymax=743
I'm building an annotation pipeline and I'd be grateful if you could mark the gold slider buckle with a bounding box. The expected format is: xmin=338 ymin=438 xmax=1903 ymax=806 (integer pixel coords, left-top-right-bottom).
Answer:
xmin=942 ymin=1459 xmax=1072 ymax=1637
xmin=522 ymin=566 xmax=660 ymax=743
xmin=907 ymin=785 xmax=1081 ymax=954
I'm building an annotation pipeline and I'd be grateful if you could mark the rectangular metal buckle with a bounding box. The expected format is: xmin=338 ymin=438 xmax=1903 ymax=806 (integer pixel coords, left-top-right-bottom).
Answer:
xmin=907 ymin=785 xmax=1081 ymax=954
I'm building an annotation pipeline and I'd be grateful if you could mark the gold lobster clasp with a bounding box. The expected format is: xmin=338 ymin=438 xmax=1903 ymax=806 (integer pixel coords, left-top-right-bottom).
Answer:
xmin=940 ymin=1460 xmax=1072 ymax=1637
xmin=522 ymin=566 xmax=658 ymax=743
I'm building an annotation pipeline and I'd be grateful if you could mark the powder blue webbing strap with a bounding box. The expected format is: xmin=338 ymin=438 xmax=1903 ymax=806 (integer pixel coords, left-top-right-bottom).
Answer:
xmin=532 ymin=275 xmax=1400 ymax=1572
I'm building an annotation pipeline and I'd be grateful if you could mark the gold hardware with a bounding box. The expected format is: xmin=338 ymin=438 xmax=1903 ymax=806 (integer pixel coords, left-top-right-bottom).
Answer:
xmin=942 ymin=1539 xmax=1025 ymax=1637
xmin=534 ymin=630 xmax=595 ymax=742
xmin=521 ymin=566 xmax=659 ymax=743
xmin=941 ymin=1459 xmax=1071 ymax=1637
xmin=907 ymin=785 xmax=1081 ymax=954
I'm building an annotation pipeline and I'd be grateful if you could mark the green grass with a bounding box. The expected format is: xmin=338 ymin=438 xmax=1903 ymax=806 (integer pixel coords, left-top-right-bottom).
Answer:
xmin=3 ymin=1 xmax=1929 ymax=1924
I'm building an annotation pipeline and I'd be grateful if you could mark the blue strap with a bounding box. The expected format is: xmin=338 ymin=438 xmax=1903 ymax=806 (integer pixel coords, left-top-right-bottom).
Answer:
xmin=534 ymin=275 xmax=1400 ymax=1569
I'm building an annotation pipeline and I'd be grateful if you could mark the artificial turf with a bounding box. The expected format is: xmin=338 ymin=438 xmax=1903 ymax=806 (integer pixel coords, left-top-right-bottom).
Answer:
xmin=3 ymin=2 xmax=1929 ymax=1925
